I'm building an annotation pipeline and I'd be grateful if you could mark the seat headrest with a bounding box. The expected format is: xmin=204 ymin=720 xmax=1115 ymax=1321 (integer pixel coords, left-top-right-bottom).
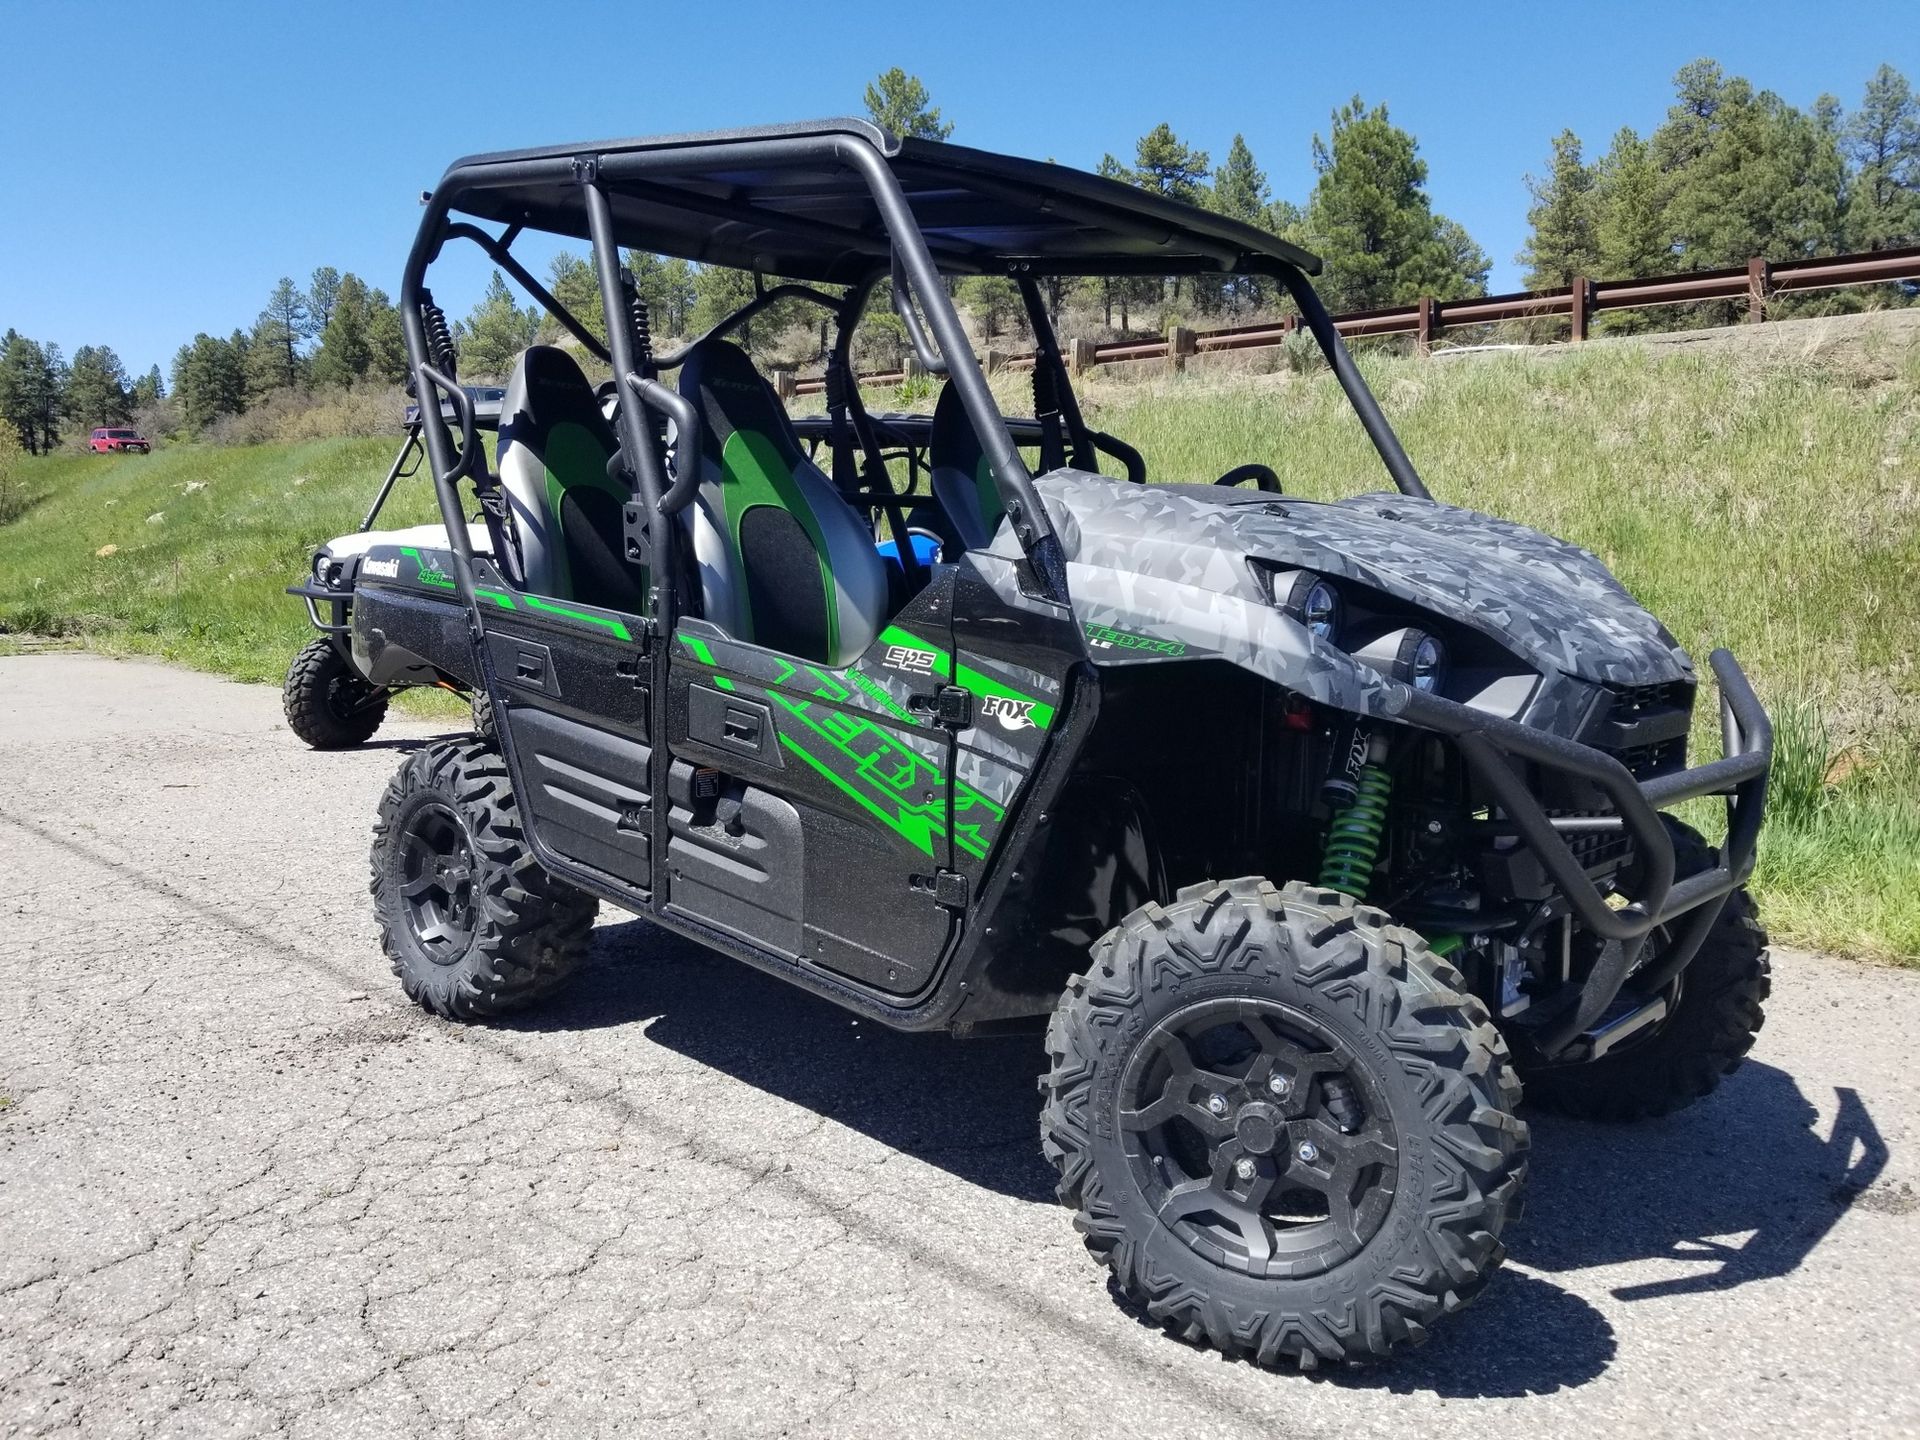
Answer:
xmin=677 ymin=339 xmax=804 ymax=469
xmin=501 ymin=346 xmax=614 ymax=455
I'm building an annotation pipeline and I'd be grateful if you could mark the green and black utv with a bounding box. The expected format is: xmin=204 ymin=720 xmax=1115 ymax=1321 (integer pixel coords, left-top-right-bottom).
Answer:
xmin=345 ymin=120 xmax=1772 ymax=1367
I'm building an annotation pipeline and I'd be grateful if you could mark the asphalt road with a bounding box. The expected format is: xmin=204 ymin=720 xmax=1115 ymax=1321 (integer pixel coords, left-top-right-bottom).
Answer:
xmin=2 ymin=653 xmax=1917 ymax=1439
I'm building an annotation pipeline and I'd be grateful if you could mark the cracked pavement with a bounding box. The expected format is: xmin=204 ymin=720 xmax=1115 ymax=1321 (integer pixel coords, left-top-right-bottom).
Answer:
xmin=2 ymin=652 xmax=1917 ymax=1438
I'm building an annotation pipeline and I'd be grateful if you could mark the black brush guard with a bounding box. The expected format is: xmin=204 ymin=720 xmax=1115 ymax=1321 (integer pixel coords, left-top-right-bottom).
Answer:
xmin=1401 ymin=649 xmax=1771 ymax=1058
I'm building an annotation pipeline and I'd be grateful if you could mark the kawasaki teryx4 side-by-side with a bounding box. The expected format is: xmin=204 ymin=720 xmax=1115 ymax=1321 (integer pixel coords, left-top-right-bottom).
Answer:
xmin=336 ymin=120 xmax=1772 ymax=1368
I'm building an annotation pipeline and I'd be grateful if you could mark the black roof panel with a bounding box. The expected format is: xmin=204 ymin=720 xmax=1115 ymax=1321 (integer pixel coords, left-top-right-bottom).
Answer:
xmin=438 ymin=118 xmax=1321 ymax=283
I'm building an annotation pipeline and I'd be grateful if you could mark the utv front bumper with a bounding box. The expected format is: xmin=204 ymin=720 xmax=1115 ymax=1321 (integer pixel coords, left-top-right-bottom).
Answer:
xmin=1401 ymin=649 xmax=1771 ymax=1058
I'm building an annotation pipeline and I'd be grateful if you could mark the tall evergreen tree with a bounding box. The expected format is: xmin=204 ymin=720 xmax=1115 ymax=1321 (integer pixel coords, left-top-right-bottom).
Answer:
xmin=454 ymin=271 xmax=538 ymax=378
xmin=1211 ymin=134 xmax=1270 ymax=224
xmin=0 ymin=331 xmax=63 ymax=453
xmin=1650 ymin=60 xmax=1847 ymax=269
xmin=689 ymin=265 xmax=758 ymax=346
xmin=1303 ymin=97 xmax=1489 ymax=310
xmin=249 ymin=277 xmax=310 ymax=393
xmin=130 ymin=364 xmax=165 ymax=407
xmin=1518 ymin=130 xmax=1600 ymax=289
xmin=1845 ymin=63 xmax=1920 ymax=249
xmin=307 ymin=266 xmax=343 ymax=338
xmin=546 ymin=252 xmax=608 ymax=344
xmin=1590 ymin=127 xmax=1672 ymax=280
xmin=170 ymin=333 xmax=248 ymax=431
xmin=66 ymin=345 xmax=131 ymax=428
xmin=1131 ymin=123 xmax=1211 ymax=205
xmin=862 ymin=68 xmax=953 ymax=141
xmin=1210 ymin=135 xmax=1273 ymax=311
xmin=310 ymin=273 xmax=376 ymax=386
xmin=364 ymin=289 xmax=409 ymax=385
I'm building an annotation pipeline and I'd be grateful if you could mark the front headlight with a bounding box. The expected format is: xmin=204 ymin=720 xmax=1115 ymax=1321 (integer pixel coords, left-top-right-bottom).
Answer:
xmin=1276 ymin=571 xmax=1343 ymax=644
xmin=1354 ymin=626 xmax=1448 ymax=693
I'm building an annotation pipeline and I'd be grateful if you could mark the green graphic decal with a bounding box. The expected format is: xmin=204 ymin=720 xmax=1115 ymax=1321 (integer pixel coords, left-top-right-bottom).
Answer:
xmin=1084 ymin=621 xmax=1186 ymax=657
xmin=396 ymin=546 xmax=633 ymax=640
xmin=679 ymin=634 xmax=717 ymax=666
xmin=878 ymin=625 xmax=1056 ymax=731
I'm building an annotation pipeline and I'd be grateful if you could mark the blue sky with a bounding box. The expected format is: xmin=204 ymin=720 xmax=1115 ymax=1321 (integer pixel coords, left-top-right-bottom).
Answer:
xmin=1 ymin=0 xmax=1912 ymax=376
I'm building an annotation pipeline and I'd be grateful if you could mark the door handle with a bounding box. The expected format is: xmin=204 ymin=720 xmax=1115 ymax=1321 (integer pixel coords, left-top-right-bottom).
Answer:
xmin=722 ymin=708 xmax=761 ymax=745
xmin=516 ymin=651 xmax=546 ymax=683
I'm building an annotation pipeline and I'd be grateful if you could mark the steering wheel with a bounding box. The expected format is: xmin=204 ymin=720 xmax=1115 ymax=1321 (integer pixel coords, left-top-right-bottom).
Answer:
xmin=1214 ymin=462 xmax=1283 ymax=493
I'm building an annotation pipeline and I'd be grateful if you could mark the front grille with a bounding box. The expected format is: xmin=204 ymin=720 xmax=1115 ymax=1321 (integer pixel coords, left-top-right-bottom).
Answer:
xmin=1585 ymin=679 xmax=1695 ymax=780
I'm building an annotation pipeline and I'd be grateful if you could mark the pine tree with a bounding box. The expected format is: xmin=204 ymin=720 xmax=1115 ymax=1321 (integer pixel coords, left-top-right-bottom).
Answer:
xmin=170 ymin=333 xmax=248 ymax=431
xmin=1211 ymin=134 xmax=1269 ymax=224
xmin=1650 ymin=60 xmax=1847 ymax=270
xmin=547 ymin=252 xmax=608 ymax=343
xmin=1303 ymin=97 xmax=1489 ymax=310
xmin=66 ymin=345 xmax=131 ymax=428
xmin=365 ymin=289 xmax=409 ymax=385
xmin=1846 ymin=63 xmax=1920 ymax=249
xmin=1519 ymin=130 xmax=1599 ymax=289
xmin=689 ymin=265 xmax=758 ymax=347
xmin=1591 ymin=127 xmax=1671 ymax=280
xmin=1132 ymin=123 xmax=1211 ymax=204
xmin=0 ymin=336 xmax=70 ymax=452
xmin=310 ymin=274 xmax=376 ymax=387
xmin=307 ymin=266 xmax=342 ymax=338
xmin=249 ymin=277 xmax=310 ymax=393
xmin=130 ymin=364 xmax=165 ymax=407
xmin=863 ymin=68 xmax=953 ymax=141
xmin=454 ymin=271 xmax=539 ymax=379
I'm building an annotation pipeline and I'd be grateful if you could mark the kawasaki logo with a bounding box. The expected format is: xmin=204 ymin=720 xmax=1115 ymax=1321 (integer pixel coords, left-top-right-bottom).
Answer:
xmin=362 ymin=558 xmax=400 ymax=579
xmin=981 ymin=695 xmax=1038 ymax=731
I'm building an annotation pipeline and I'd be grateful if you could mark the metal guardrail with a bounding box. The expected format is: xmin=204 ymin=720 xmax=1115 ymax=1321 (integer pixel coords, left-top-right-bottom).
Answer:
xmin=786 ymin=244 xmax=1920 ymax=394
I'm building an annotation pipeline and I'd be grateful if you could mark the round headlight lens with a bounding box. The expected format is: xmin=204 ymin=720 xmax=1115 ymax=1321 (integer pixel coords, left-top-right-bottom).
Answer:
xmin=1282 ymin=572 xmax=1342 ymax=644
xmin=1406 ymin=631 xmax=1447 ymax=692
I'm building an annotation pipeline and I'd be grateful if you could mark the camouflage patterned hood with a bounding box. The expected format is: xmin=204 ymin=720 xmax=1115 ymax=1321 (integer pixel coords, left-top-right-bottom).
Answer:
xmin=1039 ymin=475 xmax=1693 ymax=688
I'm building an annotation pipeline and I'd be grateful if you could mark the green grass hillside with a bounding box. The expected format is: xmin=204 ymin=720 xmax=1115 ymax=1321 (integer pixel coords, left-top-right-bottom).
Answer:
xmin=3 ymin=331 xmax=1917 ymax=961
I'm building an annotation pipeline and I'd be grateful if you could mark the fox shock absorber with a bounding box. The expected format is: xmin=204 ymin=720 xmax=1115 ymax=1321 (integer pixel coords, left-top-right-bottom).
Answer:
xmin=418 ymin=290 xmax=458 ymax=375
xmin=1318 ymin=723 xmax=1391 ymax=899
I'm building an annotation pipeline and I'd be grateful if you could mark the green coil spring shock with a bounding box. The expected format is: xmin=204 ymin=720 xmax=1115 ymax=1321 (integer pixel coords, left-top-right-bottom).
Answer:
xmin=1318 ymin=728 xmax=1392 ymax=898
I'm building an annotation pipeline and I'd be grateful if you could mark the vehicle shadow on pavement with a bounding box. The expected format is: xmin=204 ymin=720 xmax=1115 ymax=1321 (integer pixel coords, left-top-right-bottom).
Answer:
xmin=506 ymin=920 xmax=1060 ymax=1203
xmin=1515 ymin=1063 xmax=1888 ymax=1301
xmin=519 ymin=924 xmax=1888 ymax=1397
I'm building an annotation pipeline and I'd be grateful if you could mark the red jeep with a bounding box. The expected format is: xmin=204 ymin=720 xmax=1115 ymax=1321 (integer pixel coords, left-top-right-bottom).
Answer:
xmin=89 ymin=427 xmax=151 ymax=454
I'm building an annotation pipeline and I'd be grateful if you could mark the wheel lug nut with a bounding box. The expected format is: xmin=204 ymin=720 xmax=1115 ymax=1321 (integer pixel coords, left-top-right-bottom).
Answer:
xmin=1235 ymin=1158 xmax=1256 ymax=1181
xmin=1296 ymin=1141 xmax=1319 ymax=1164
xmin=1267 ymin=1074 xmax=1290 ymax=1098
xmin=1206 ymin=1094 xmax=1229 ymax=1117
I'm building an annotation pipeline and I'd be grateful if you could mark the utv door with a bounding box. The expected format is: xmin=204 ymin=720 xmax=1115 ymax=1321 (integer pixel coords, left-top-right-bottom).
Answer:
xmin=663 ymin=579 xmax=961 ymax=997
xmin=477 ymin=561 xmax=657 ymax=897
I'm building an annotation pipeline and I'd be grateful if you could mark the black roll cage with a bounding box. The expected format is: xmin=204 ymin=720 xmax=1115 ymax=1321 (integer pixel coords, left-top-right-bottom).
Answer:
xmin=397 ymin=128 xmax=1433 ymax=633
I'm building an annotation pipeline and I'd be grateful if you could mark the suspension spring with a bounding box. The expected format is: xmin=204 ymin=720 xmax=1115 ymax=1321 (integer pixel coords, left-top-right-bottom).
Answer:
xmin=1318 ymin=762 xmax=1392 ymax=899
xmin=628 ymin=282 xmax=654 ymax=372
xmin=419 ymin=291 xmax=457 ymax=375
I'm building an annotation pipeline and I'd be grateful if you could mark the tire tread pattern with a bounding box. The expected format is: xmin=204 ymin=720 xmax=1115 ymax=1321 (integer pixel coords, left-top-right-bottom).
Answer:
xmin=1041 ymin=878 xmax=1528 ymax=1368
xmin=370 ymin=738 xmax=596 ymax=1021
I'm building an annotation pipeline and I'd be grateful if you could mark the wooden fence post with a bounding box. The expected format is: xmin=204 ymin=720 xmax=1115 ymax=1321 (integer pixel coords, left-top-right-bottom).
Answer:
xmin=984 ymin=347 xmax=1007 ymax=375
xmin=773 ymin=368 xmax=797 ymax=402
xmin=1747 ymin=257 xmax=1770 ymax=324
xmin=1416 ymin=297 xmax=1436 ymax=353
xmin=1168 ymin=325 xmax=1197 ymax=372
xmin=1068 ymin=337 xmax=1096 ymax=377
xmin=1569 ymin=276 xmax=1592 ymax=342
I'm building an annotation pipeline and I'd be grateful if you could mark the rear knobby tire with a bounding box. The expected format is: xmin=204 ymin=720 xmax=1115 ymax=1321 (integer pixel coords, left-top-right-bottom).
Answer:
xmin=370 ymin=738 xmax=596 ymax=1020
xmin=283 ymin=636 xmax=388 ymax=749
xmin=1519 ymin=823 xmax=1770 ymax=1122
xmin=1043 ymin=879 xmax=1528 ymax=1368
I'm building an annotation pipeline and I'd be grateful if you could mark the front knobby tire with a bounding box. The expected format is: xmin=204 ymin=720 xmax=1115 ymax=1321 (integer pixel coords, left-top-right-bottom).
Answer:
xmin=1042 ymin=879 xmax=1528 ymax=1369
xmin=370 ymin=738 xmax=596 ymax=1020
xmin=1519 ymin=823 xmax=1770 ymax=1122
xmin=283 ymin=636 xmax=388 ymax=749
